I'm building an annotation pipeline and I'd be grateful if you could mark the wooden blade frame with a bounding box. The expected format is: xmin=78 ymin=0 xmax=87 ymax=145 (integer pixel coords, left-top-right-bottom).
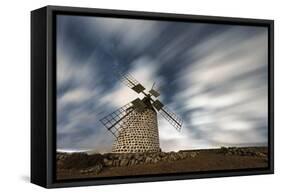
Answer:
xmin=152 ymin=100 xmax=164 ymax=111
xmin=149 ymin=89 xmax=160 ymax=97
xmin=158 ymin=106 xmax=183 ymax=131
xmin=100 ymin=102 xmax=134 ymax=138
xmin=118 ymin=71 xmax=146 ymax=93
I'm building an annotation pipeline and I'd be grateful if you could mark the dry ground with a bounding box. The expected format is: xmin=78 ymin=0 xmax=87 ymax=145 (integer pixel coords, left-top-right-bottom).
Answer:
xmin=57 ymin=147 xmax=268 ymax=180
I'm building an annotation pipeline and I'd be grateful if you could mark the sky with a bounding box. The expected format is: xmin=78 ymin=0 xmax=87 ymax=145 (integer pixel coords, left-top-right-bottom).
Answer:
xmin=56 ymin=14 xmax=268 ymax=153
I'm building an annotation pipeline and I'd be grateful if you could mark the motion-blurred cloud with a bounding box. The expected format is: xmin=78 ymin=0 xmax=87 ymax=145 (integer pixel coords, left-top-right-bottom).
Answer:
xmin=57 ymin=15 xmax=268 ymax=152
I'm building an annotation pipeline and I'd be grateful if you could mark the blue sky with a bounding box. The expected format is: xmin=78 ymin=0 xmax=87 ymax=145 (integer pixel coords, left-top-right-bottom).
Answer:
xmin=56 ymin=15 xmax=268 ymax=152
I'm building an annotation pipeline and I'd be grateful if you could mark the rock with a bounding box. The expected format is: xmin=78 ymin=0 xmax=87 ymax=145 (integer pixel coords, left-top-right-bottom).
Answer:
xmin=190 ymin=152 xmax=197 ymax=158
xmin=80 ymin=169 xmax=85 ymax=174
xmin=256 ymin=152 xmax=267 ymax=158
xmin=220 ymin=147 xmax=228 ymax=154
xmin=88 ymin=164 xmax=103 ymax=174
xmin=79 ymin=163 xmax=103 ymax=175
xmin=145 ymin=157 xmax=152 ymax=164
xmin=134 ymin=153 xmax=140 ymax=159
xmin=178 ymin=152 xmax=186 ymax=159
xmin=159 ymin=152 xmax=166 ymax=157
xmin=120 ymin=159 xmax=129 ymax=167
xmin=156 ymin=157 xmax=162 ymax=162
xmin=129 ymin=159 xmax=136 ymax=166
xmin=162 ymin=156 xmax=168 ymax=161
xmin=118 ymin=155 xmax=124 ymax=160
xmin=104 ymin=159 xmax=113 ymax=167
xmin=169 ymin=154 xmax=177 ymax=161
xmin=126 ymin=153 xmax=133 ymax=159
xmin=112 ymin=160 xmax=120 ymax=167
xmin=152 ymin=158 xmax=158 ymax=163
xmin=136 ymin=155 xmax=144 ymax=161
xmin=103 ymin=158 xmax=109 ymax=163
xmin=175 ymin=153 xmax=181 ymax=160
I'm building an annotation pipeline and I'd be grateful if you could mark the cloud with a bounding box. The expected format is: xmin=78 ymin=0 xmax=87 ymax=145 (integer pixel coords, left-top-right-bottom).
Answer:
xmin=59 ymin=87 xmax=94 ymax=105
xmin=87 ymin=17 xmax=164 ymax=52
xmin=56 ymin=15 xmax=268 ymax=152
xmin=174 ymin=26 xmax=268 ymax=147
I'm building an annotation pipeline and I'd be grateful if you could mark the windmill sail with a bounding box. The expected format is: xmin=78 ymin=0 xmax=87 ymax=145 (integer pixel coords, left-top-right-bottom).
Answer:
xmin=149 ymin=89 xmax=160 ymax=97
xmin=100 ymin=102 xmax=135 ymax=138
xmin=114 ymin=67 xmax=146 ymax=94
xmin=157 ymin=105 xmax=183 ymax=131
xmin=149 ymin=82 xmax=160 ymax=97
xmin=150 ymin=98 xmax=182 ymax=131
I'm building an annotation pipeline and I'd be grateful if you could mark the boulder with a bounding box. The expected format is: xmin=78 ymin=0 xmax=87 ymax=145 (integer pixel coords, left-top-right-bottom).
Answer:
xmin=174 ymin=153 xmax=180 ymax=160
xmin=103 ymin=158 xmax=109 ymax=163
xmin=104 ymin=159 xmax=113 ymax=167
xmin=118 ymin=155 xmax=124 ymax=160
xmin=112 ymin=160 xmax=120 ymax=167
xmin=145 ymin=157 xmax=152 ymax=164
xmin=80 ymin=163 xmax=103 ymax=175
xmin=159 ymin=152 xmax=166 ymax=157
xmin=178 ymin=152 xmax=186 ymax=159
xmin=136 ymin=155 xmax=144 ymax=161
xmin=126 ymin=153 xmax=134 ymax=159
xmin=190 ymin=152 xmax=197 ymax=158
xmin=88 ymin=164 xmax=103 ymax=174
xmin=220 ymin=147 xmax=228 ymax=154
xmin=169 ymin=154 xmax=177 ymax=161
xmin=162 ymin=156 xmax=168 ymax=161
xmin=120 ymin=159 xmax=129 ymax=167
xmin=129 ymin=159 xmax=136 ymax=166
xmin=152 ymin=158 xmax=158 ymax=163
xmin=256 ymin=152 xmax=267 ymax=158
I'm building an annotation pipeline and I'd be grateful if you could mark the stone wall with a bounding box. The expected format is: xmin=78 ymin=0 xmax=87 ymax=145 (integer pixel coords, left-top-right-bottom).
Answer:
xmin=56 ymin=151 xmax=199 ymax=175
xmin=112 ymin=108 xmax=160 ymax=153
xmin=102 ymin=151 xmax=198 ymax=168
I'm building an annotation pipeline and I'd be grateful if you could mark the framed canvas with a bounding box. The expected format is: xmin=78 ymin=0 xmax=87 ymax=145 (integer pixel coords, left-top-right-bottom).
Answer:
xmin=31 ymin=5 xmax=274 ymax=188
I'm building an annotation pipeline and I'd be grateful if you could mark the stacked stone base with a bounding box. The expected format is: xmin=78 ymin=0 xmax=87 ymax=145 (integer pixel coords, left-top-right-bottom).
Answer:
xmin=112 ymin=108 xmax=160 ymax=153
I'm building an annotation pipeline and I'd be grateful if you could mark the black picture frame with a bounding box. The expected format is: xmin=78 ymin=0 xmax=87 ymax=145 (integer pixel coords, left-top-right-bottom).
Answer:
xmin=31 ymin=5 xmax=274 ymax=188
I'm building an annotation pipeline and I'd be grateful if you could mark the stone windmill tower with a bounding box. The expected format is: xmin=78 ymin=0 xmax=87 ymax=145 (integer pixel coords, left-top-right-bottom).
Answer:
xmin=100 ymin=70 xmax=183 ymax=153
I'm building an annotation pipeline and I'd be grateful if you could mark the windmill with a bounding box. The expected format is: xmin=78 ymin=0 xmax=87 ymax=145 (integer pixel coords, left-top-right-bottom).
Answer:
xmin=100 ymin=68 xmax=183 ymax=153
